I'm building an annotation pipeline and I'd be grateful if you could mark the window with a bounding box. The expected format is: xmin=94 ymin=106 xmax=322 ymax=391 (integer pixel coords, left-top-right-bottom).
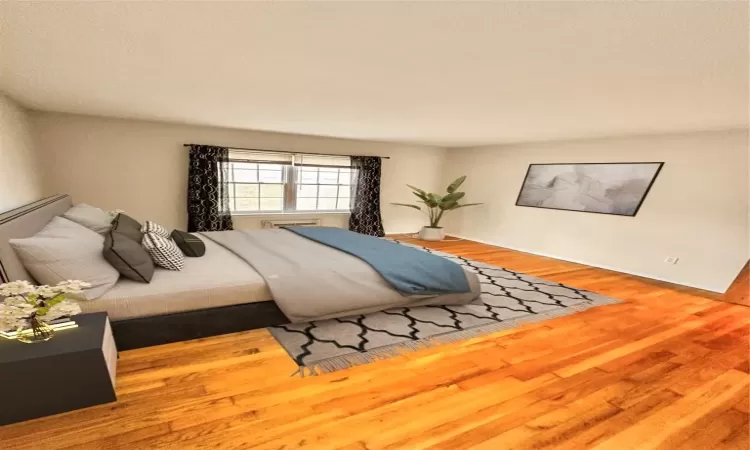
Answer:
xmin=227 ymin=151 xmax=353 ymax=214
xmin=295 ymin=166 xmax=352 ymax=211
xmin=227 ymin=161 xmax=286 ymax=213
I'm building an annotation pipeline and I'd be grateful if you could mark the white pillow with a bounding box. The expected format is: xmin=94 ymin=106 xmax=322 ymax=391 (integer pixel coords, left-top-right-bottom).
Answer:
xmin=62 ymin=203 xmax=113 ymax=234
xmin=9 ymin=217 xmax=120 ymax=300
xmin=142 ymin=233 xmax=184 ymax=271
xmin=141 ymin=221 xmax=170 ymax=238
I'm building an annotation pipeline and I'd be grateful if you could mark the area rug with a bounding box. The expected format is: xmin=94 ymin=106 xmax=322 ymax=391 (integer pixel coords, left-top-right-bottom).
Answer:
xmin=269 ymin=242 xmax=621 ymax=375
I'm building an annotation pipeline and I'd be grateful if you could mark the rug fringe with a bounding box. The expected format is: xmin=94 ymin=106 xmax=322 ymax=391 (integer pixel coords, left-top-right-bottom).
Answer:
xmin=303 ymin=295 xmax=621 ymax=375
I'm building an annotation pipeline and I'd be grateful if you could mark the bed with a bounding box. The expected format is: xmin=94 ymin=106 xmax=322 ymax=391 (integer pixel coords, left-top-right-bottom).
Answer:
xmin=0 ymin=196 xmax=288 ymax=349
xmin=82 ymin=236 xmax=271 ymax=321
xmin=0 ymin=195 xmax=480 ymax=350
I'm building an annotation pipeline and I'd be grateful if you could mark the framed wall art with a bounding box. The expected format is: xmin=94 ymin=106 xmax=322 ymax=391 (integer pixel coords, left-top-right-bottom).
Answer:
xmin=515 ymin=162 xmax=664 ymax=216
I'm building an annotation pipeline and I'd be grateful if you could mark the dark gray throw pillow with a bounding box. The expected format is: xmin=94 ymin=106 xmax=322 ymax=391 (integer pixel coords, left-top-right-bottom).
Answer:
xmin=171 ymin=230 xmax=206 ymax=257
xmin=111 ymin=213 xmax=143 ymax=243
xmin=103 ymin=230 xmax=155 ymax=282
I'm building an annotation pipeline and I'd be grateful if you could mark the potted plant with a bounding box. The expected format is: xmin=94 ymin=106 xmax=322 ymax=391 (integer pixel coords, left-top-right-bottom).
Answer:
xmin=392 ymin=175 xmax=481 ymax=241
xmin=0 ymin=280 xmax=87 ymax=343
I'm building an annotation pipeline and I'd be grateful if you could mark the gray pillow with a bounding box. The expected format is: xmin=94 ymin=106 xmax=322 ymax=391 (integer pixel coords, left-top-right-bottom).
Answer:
xmin=111 ymin=213 xmax=142 ymax=243
xmin=103 ymin=229 xmax=154 ymax=282
xmin=62 ymin=203 xmax=113 ymax=234
xmin=170 ymin=230 xmax=206 ymax=257
xmin=9 ymin=217 xmax=119 ymax=300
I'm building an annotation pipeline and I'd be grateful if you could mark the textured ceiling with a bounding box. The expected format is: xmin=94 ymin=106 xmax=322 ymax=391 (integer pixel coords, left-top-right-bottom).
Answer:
xmin=1 ymin=2 xmax=747 ymax=146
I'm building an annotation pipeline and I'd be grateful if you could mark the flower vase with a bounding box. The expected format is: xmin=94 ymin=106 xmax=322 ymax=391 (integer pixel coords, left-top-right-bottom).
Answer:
xmin=419 ymin=226 xmax=445 ymax=241
xmin=16 ymin=315 xmax=55 ymax=344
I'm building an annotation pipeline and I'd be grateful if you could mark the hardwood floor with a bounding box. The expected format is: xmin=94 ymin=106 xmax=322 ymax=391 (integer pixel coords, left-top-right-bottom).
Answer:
xmin=1 ymin=237 xmax=748 ymax=449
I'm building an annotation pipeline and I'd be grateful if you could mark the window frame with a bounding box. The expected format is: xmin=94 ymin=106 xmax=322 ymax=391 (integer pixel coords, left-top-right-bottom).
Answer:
xmin=293 ymin=165 xmax=353 ymax=213
xmin=226 ymin=158 xmax=354 ymax=215
xmin=226 ymin=160 xmax=288 ymax=215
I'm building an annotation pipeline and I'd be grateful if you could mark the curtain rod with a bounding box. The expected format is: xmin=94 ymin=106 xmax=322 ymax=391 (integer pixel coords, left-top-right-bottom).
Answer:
xmin=183 ymin=143 xmax=390 ymax=159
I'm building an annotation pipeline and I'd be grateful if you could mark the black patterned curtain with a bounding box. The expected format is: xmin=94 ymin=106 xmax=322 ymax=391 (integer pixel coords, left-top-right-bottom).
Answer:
xmin=187 ymin=145 xmax=234 ymax=232
xmin=348 ymin=156 xmax=385 ymax=237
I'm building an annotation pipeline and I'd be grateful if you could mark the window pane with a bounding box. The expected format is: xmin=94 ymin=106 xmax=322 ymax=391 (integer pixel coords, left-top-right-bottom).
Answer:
xmin=234 ymin=169 xmax=258 ymax=183
xmin=337 ymin=198 xmax=351 ymax=210
xmin=232 ymin=162 xmax=257 ymax=170
xmin=319 ymin=185 xmax=338 ymax=198
xmin=259 ymin=163 xmax=283 ymax=171
xmin=299 ymin=169 xmax=318 ymax=184
xmin=338 ymin=186 xmax=351 ymax=197
xmin=235 ymin=197 xmax=259 ymax=211
xmin=260 ymin=198 xmax=283 ymax=211
xmin=319 ymin=170 xmax=339 ymax=184
xmin=296 ymin=197 xmax=317 ymax=211
xmin=318 ymin=198 xmax=337 ymax=210
xmin=260 ymin=184 xmax=283 ymax=197
xmin=258 ymin=170 xmax=282 ymax=183
xmin=297 ymin=184 xmax=318 ymax=197
xmin=338 ymin=169 xmax=352 ymax=184
xmin=235 ymin=183 xmax=259 ymax=197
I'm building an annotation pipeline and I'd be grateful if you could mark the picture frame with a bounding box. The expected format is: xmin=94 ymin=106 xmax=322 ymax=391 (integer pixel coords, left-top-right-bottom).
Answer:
xmin=514 ymin=162 xmax=664 ymax=217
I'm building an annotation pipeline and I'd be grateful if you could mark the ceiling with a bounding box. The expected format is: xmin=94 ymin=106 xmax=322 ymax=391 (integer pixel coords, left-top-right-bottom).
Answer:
xmin=1 ymin=2 xmax=747 ymax=147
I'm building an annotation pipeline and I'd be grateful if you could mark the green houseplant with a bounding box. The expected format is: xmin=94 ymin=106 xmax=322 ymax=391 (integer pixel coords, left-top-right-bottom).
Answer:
xmin=392 ymin=175 xmax=481 ymax=241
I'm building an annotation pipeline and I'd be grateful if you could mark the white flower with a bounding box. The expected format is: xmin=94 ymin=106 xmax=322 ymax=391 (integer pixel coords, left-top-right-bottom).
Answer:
xmin=3 ymin=296 xmax=33 ymax=307
xmin=0 ymin=299 xmax=34 ymax=312
xmin=0 ymin=281 xmax=87 ymax=332
xmin=0 ymin=280 xmax=35 ymax=296
xmin=0 ymin=300 xmax=34 ymax=332
xmin=0 ymin=298 xmax=82 ymax=332
xmin=42 ymin=300 xmax=82 ymax=321
xmin=0 ymin=307 xmax=33 ymax=318
xmin=34 ymin=285 xmax=59 ymax=299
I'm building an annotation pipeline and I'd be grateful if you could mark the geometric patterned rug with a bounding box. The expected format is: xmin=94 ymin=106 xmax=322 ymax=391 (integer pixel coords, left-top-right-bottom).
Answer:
xmin=269 ymin=241 xmax=621 ymax=376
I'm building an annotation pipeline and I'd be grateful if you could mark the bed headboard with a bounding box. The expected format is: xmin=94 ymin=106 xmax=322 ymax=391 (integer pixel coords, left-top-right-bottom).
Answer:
xmin=0 ymin=195 xmax=72 ymax=283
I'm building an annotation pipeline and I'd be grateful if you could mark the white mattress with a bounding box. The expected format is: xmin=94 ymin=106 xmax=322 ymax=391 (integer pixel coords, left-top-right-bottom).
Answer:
xmin=79 ymin=235 xmax=272 ymax=321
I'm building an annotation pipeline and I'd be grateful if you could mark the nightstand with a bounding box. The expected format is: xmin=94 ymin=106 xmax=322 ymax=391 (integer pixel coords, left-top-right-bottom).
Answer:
xmin=0 ymin=312 xmax=118 ymax=426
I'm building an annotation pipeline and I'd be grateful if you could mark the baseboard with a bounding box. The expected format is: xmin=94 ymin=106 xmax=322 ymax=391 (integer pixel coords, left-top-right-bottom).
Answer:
xmin=446 ymin=233 xmax=727 ymax=294
xmin=384 ymin=230 xmax=420 ymax=236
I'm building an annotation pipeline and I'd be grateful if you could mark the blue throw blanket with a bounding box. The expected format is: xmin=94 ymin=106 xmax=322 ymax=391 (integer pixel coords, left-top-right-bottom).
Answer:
xmin=282 ymin=226 xmax=471 ymax=296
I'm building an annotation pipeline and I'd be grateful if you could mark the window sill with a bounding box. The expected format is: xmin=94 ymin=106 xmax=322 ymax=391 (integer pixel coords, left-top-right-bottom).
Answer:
xmin=231 ymin=211 xmax=351 ymax=217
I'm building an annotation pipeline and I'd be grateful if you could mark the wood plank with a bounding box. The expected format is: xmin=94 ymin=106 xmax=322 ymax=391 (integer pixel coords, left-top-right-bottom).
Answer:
xmin=656 ymin=393 xmax=750 ymax=449
xmin=594 ymin=369 xmax=750 ymax=449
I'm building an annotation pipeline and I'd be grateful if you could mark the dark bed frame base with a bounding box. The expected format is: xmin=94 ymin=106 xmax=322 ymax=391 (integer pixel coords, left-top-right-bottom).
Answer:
xmin=110 ymin=301 xmax=290 ymax=351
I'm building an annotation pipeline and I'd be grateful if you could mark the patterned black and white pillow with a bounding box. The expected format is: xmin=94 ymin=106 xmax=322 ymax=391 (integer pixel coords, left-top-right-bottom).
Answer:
xmin=142 ymin=233 xmax=184 ymax=271
xmin=141 ymin=221 xmax=170 ymax=238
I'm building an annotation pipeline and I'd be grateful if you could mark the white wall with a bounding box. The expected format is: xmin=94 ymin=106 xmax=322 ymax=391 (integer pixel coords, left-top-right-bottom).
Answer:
xmin=0 ymin=94 xmax=44 ymax=212
xmin=26 ymin=111 xmax=748 ymax=293
xmin=30 ymin=112 xmax=446 ymax=233
xmin=441 ymin=130 xmax=749 ymax=293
